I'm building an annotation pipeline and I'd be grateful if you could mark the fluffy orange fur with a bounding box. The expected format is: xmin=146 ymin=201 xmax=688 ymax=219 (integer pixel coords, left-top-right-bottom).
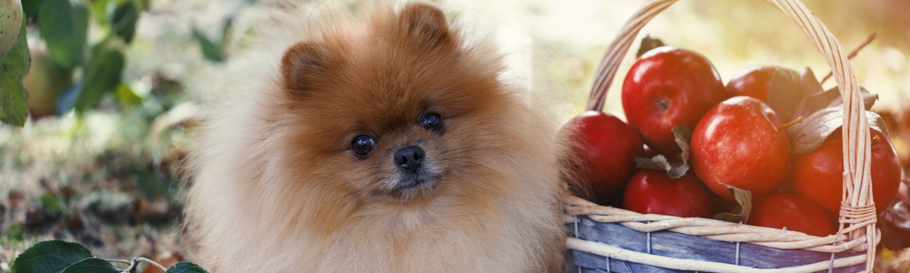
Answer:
xmin=187 ymin=2 xmax=565 ymax=272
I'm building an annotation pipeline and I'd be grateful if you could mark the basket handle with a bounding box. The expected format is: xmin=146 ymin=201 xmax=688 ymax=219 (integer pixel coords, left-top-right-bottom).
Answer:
xmin=586 ymin=0 xmax=876 ymax=271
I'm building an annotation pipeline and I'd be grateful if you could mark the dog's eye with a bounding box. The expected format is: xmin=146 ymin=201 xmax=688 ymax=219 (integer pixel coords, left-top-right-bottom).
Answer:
xmin=420 ymin=112 xmax=444 ymax=134
xmin=351 ymin=135 xmax=376 ymax=158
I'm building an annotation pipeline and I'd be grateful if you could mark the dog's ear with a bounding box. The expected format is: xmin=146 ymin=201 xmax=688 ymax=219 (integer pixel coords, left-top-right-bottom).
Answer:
xmin=399 ymin=3 xmax=452 ymax=48
xmin=281 ymin=42 xmax=331 ymax=96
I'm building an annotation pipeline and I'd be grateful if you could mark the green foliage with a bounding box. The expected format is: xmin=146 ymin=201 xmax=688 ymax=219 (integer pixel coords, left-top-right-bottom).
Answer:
xmin=0 ymin=17 xmax=30 ymax=126
xmin=68 ymin=0 xmax=143 ymax=113
xmin=38 ymin=0 xmax=89 ymax=69
xmin=192 ymin=18 xmax=233 ymax=62
xmin=10 ymin=240 xmax=92 ymax=273
xmin=11 ymin=240 xmax=210 ymax=273
xmin=112 ymin=0 xmax=140 ymax=43
xmin=59 ymin=258 xmax=121 ymax=273
xmin=21 ymin=0 xmax=44 ymax=17
xmin=89 ymin=0 xmax=111 ymax=25
xmin=114 ymin=82 xmax=142 ymax=107
xmin=75 ymin=37 xmax=125 ymax=114
xmin=0 ymin=0 xmax=146 ymax=122
xmin=192 ymin=27 xmax=223 ymax=62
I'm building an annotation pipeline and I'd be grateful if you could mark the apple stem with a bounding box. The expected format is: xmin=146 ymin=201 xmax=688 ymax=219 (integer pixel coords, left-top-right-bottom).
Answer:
xmin=872 ymin=135 xmax=881 ymax=144
xmin=820 ymin=32 xmax=876 ymax=84
xmin=778 ymin=116 xmax=804 ymax=130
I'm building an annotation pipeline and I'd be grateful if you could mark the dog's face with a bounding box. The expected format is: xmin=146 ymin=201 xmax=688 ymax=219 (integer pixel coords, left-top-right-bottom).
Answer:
xmin=274 ymin=3 xmax=511 ymax=202
xmin=188 ymin=4 xmax=565 ymax=271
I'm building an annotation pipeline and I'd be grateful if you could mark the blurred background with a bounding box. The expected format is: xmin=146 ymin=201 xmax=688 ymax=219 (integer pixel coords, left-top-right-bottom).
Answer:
xmin=1 ymin=0 xmax=909 ymax=272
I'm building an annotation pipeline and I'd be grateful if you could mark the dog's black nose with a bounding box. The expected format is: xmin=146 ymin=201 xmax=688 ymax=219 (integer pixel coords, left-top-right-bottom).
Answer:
xmin=394 ymin=146 xmax=425 ymax=173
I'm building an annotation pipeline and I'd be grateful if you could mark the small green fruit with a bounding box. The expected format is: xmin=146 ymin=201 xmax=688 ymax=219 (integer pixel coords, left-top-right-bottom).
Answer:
xmin=26 ymin=44 xmax=73 ymax=117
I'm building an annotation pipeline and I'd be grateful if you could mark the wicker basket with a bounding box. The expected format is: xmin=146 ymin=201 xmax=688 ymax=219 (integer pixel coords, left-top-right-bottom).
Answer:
xmin=565 ymin=0 xmax=880 ymax=272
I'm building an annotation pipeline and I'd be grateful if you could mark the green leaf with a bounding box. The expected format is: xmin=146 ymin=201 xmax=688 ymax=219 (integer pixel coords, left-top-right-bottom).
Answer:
xmin=713 ymin=185 xmax=752 ymax=223
xmin=10 ymin=240 xmax=92 ymax=273
xmin=166 ymin=262 xmax=209 ymax=273
xmin=75 ymin=37 xmax=125 ymax=113
xmin=634 ymin=125 xmax=692 ymax=179
xmin=192 ymin=25 xmax=223 ymax=62
xmin=114 ymin=82 xmax=142 ymax=107
xmin=22 ymin=0 xmax=45 ymax=17
xmin=111 ymin=0 xmax=139 ymax=43
xmin=38 ymin=0 xmax=89 ymax=68
xmin=1 ymin=17 xmax=30 ymax=126
xmin=89 ymin=0 xmax=111 ymax=26
xmin=60 ymin=258 xmax=120 ymax=273
xmin=766 ymin=67 xmax=823 ymax=124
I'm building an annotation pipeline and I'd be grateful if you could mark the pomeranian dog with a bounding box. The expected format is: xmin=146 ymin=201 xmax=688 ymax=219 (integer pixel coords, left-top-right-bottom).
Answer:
xmin=187 ymin=2 xmax=565 ymax=272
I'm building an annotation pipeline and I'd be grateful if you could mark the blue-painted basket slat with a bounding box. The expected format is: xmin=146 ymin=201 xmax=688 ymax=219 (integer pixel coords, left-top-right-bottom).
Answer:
xmin=564 ymin=216 xmax=866 ymax=273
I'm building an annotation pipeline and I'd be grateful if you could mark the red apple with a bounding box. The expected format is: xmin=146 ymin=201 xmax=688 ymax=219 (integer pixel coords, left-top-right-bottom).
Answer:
xmin=642 ymin=144 xmax=681 ymax=162
xmin=690 ymin=96 xmax=791 ymax=202
xmin=791 ymin=129 xmax=901 ymax=216
xmin=622 ymin=170 xmax=716 ymax=218
xmin=561 ymin=111 xmax=644 ymax=205
xmin=747 ymin=193 xmax=837 ymax=237
xmin=622 ymin=46 xmax=727 ymax=155
xmin=725 ymin=66 xmax=778 ymax=102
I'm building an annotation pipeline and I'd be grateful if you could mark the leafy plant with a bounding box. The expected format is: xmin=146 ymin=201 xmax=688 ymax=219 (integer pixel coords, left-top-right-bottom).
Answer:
xmin=37 ymin=0 xmax=88 ymax=69
xmin=10 ymin=240 xmax=208 ymax=273
xmin=0 ymin=0 xmax=145 ymax=127
xmin=192 ymin=18 xmax=233 ymax=63
xmin=75 ymin=37 xmax=126 ymax=113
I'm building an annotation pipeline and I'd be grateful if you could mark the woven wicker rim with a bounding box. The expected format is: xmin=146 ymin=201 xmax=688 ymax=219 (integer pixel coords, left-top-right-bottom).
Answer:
xmin=569 ymin=0 xmax=879 ymax=272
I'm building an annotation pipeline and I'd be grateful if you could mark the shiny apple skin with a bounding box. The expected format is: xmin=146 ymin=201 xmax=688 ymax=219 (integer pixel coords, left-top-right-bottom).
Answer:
xmin=725 ymin=66 xmax=778 ymax=103
xmin=690 ymin=96 xmax=791 ymax=202
xmin=747 ymin=193 xmax=836 ymax=237
xmin=622 ymin=46 xmax=727 ymax=155
xmin=561 ymin=111 xmax=645 ymax=205
xmin=622 ymin=170 xmax=717 ymax=218
xmin=791 ymin=129 xmax=902 ymax=216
